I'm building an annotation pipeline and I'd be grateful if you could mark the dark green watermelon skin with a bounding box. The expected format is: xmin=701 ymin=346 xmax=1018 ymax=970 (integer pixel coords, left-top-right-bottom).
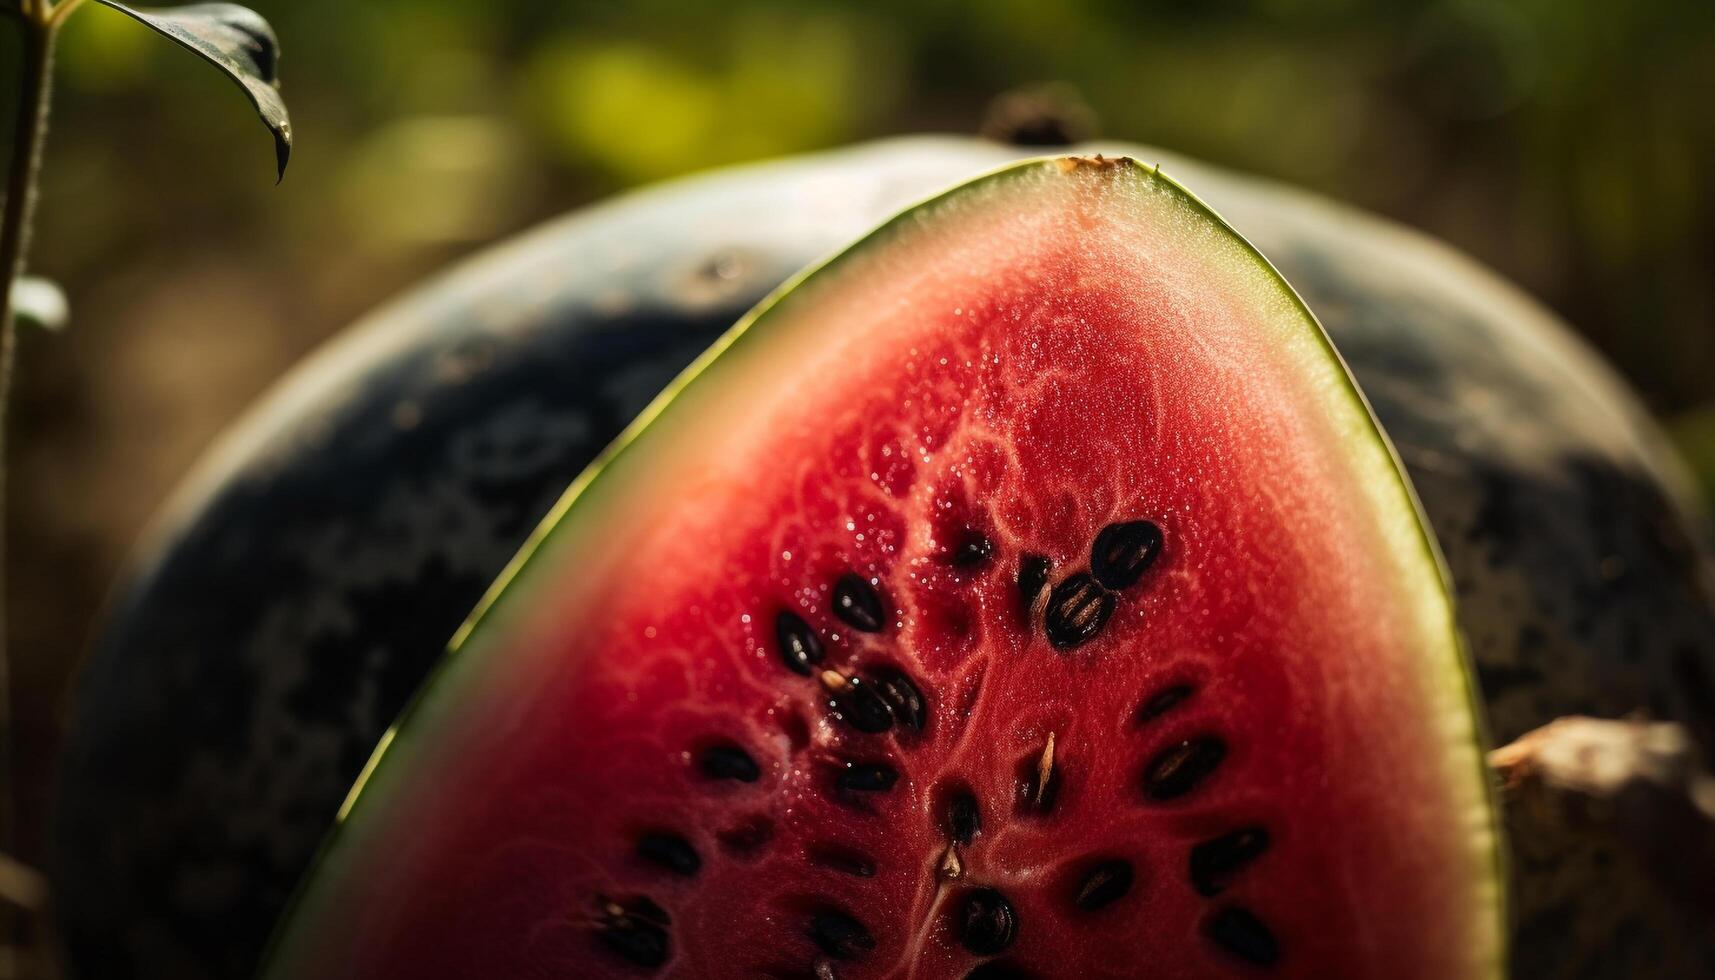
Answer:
xmin=57 ymin=139 xmax=1715 ymax=979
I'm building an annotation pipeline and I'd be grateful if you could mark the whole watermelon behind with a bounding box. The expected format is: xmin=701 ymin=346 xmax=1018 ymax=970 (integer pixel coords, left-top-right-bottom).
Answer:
xmin=54 ymin=138 xmax=1715 ymax=979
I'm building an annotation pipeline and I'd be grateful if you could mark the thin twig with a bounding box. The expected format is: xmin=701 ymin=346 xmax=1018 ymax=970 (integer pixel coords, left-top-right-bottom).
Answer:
xmin=0 ymin=5 xmax=59 ymax=861
xmin=47 ymin=0 xmax=86 ymax=30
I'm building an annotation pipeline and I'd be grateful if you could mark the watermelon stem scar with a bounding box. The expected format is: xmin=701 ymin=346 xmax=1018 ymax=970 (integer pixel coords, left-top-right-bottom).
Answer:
xmin=265 ymin=156 xmax=1505 ymax=978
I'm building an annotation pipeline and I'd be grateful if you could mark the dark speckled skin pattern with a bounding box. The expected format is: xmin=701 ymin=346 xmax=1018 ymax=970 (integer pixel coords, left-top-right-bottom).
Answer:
xmin=56 ymin=139 xmax=1715 ymax=978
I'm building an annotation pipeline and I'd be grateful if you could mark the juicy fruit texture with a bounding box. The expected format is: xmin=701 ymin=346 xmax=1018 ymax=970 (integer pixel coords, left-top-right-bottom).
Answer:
xmin=268 ymin=159 xmax=1500 ymax=978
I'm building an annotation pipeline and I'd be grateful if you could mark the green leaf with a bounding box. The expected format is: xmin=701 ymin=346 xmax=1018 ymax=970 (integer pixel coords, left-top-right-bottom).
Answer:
xmin=92 ymin=1 xmax=292 ymax=179
xmin=10 ymin=276 xmax=68 ymax=332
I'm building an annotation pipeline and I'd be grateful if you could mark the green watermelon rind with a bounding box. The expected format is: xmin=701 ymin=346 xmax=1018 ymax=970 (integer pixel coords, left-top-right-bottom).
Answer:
xmin=264 ymin=155 xmax=1506 ymax=977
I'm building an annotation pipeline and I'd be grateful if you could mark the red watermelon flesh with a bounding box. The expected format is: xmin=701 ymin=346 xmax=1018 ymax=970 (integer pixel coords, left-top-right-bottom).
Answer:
xmin=265 ymin=158 xmax=1502 ymax=979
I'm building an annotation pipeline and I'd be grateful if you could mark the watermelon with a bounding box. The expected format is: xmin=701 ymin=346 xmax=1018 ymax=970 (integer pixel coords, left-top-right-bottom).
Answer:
xmin=62 ymin=140 xmax=1715 ymax=979
xmin=261 ymin=156 xmax=1522 ymax=977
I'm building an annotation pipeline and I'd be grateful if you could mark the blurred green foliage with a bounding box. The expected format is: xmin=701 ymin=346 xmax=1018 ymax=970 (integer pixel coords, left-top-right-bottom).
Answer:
xmin=36 ymin=0 xmax=1715 ymax=409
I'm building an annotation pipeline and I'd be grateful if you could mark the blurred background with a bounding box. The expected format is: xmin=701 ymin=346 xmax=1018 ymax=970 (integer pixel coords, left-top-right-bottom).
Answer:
xmin=4 ymin=0 xmax=1714 ymax=910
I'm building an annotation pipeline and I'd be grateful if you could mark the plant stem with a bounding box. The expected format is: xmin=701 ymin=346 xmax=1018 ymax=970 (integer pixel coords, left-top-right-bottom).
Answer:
xmin=0 ymin=7 xmax=57 ymax=859
xmin=50 ymin=0 xmax=87 ymax=30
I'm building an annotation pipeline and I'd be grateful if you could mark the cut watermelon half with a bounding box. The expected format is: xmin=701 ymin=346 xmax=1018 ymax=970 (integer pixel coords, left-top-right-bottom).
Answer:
xmin=265 ymin=156 xmax=1503 ymax=979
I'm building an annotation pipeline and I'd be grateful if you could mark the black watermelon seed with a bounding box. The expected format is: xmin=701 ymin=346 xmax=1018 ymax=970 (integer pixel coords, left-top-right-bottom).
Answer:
xmin=1138 ymin=684 xmax=1195 ymax=723
xmin=697 ymin=744 xmax=760 ymax=782
xmin=597 ymin=899 xmax=671 ymax=968
xmin=958 ymin=888 xmax=1018 ymax=956
xmin=872 ymin=668 xmax=928 ymax=732
xmin=808 ymin=912 xmax=876 ymax=960
xmin=836 ymin=762 xmax=899 ymax=793
xmin=776 ymin=611 xmax=824 ymax=676
xmin=637 ymin=833 xmax=701 ymax=876
xmin=1190 ymin=826 xmax=1271 ymax=897
xmin=807 ymin=843 xmax=878 ymax=878
xmin=947 ymin=790 xmax=981 ymax=844
xmin=1090 ymin=520 xmax=1163 ymax=591
xmin=949 ymin=531 xmax=995 ymax=568
xmin=1017 ymin=554 xmax=1051 ymax=608
xmin=1142 ymin=736 xmax=1227 ymax=801
xmin=832 ymin=573 xmax=886 ymax=632
xmin=1044 ymin=573 xmax=1115 ymax=650
xmin=625 ymin=896 xmax=670 ymax=926
xmin=597 ymin=918 xmax=669 ymax=968
xmin=829 ymin=675 xmax=895 ymax=733
xmin=1205 ymin=907 xmax=1280 ymax=966
xmin=1074 ymin=859 xmax=1134 ymax=911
